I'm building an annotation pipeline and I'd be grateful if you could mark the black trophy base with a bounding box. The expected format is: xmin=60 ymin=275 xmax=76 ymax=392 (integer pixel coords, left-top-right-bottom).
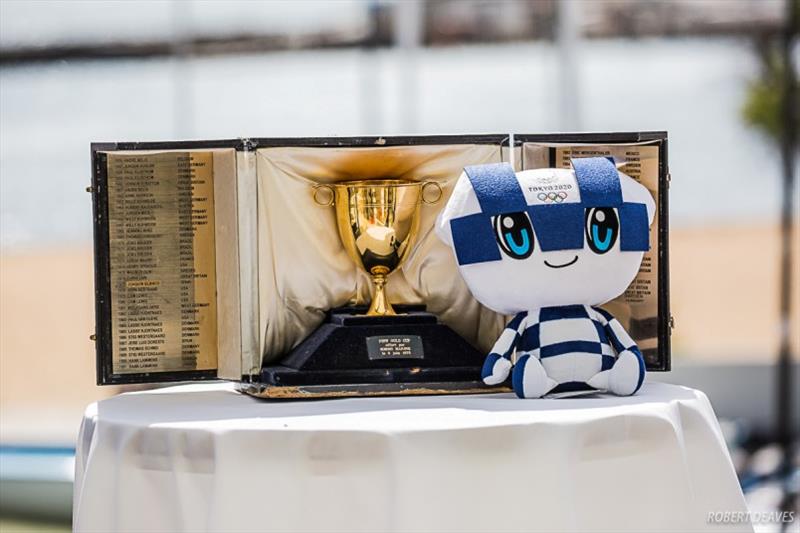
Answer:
xmin=250 ymin=305 xmax=507 ymax=399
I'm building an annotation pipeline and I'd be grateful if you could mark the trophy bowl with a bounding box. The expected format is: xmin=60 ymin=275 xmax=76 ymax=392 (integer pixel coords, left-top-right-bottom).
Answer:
xmin=313 ymin=179 xmax=442 ymax=316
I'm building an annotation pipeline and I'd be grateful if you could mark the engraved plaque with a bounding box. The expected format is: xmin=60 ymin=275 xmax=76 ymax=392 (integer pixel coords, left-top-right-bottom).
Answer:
xmin=366 ymin=335 xmax=425 ymax=360
xmin=107 ymin=152 xmax=217 ymax=374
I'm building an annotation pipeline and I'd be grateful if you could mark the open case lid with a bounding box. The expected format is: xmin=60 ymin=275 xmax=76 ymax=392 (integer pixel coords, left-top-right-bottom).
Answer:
xmin=90 ymin=132 xmax=670 ymax=386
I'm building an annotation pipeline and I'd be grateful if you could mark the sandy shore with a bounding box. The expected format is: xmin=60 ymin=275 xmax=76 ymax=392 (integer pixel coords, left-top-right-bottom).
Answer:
xmin=1 ymin=222 xmax=798 ymax=443
xmin=669 ymin=222 xmax=799 ymax=360
xmin=0 ymin=247 xmax=122 ymax=443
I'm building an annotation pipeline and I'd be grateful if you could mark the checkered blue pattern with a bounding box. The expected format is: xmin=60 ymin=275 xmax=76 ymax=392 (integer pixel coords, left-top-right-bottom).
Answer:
xmin=481 ymin=304 xmax=645 ymax=396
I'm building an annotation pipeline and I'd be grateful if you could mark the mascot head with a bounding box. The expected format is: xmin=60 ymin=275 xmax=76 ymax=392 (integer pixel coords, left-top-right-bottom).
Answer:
xmin=435 ymin=157 xmax=655 ymax=315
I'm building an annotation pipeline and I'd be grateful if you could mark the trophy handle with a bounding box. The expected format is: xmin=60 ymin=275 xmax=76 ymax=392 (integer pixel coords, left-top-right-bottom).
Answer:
xmin=421 ymin=181 xmax=443 ymax=204
xmin=312 ymin=184 xmax=335 ymax=206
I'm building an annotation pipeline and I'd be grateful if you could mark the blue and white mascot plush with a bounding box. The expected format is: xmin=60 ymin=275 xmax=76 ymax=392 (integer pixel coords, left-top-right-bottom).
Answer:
xmin=435 ymin=157 xmax=655 ymax=398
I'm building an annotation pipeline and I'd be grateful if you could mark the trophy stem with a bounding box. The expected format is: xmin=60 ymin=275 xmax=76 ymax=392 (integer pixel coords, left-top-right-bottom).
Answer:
xmin=367 ymin=273 xmax=396 ymax=316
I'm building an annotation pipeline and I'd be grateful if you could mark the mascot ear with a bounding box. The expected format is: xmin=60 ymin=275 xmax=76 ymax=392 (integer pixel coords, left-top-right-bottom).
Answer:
xmin=434 ymin=209 xmax=454 ymax=247
xmin=642 ymin=183 xmax=656 ymax=226
xmin=435 ymin=170 xmax=481 ymax=248
xmin=618 ymin=171 xmax=656 ymax=226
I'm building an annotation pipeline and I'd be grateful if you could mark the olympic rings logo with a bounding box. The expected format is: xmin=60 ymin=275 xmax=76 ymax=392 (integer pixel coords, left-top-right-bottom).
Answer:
xmin=537 ymin=191 xmax=568 ymax=203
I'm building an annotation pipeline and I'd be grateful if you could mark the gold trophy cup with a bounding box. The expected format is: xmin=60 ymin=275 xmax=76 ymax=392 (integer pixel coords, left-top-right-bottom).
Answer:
xmin=257 ymin=176 xmax=485 ymax=397
xmin=313 ymin=179 xmax=442 ymax=316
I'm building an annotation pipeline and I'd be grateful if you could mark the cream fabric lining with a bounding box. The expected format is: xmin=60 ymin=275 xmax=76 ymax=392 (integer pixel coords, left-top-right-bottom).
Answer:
xmin=256 ymin=144 xmax=506 ymax=363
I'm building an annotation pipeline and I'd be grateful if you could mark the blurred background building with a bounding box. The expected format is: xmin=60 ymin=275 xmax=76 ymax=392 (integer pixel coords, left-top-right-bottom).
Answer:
xmin=0 ymin=0 xmax=797 ymax=531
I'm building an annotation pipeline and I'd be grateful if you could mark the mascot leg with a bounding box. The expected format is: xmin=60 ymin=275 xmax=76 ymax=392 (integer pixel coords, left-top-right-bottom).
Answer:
xmin=512 ymin=354 xmax=559 ymax=399
xmin=587 ymin=349 xmax=645 ymax=396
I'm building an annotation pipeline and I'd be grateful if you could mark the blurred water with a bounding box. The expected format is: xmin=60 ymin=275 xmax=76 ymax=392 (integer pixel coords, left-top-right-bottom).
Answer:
xmin=0 ymin=38 xmax=787 ymax=250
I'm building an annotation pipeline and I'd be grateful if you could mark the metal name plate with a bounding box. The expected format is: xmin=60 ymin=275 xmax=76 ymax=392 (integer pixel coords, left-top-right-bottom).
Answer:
xmin=366 ymin=335 xmax=425 ymax=360
xmin=107 ymin=152 xmax=218 ymax=374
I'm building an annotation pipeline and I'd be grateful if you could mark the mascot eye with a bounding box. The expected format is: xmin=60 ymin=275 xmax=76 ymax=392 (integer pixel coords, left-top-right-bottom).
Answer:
xmin=585 ymin=207 xmax=619 ymax=254
xmin=494 ymin=212 xmax=534 ymax=259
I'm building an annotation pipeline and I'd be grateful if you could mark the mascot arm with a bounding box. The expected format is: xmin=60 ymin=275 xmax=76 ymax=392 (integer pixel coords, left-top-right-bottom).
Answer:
xmin=481 ymin=311 xmax=527 ymax=386
xmin=587 ymin=307 xmax=646 ymax=396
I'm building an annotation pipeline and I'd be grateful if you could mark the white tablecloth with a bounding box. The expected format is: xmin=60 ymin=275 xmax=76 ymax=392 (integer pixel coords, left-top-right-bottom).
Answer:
xmin=73 ymin=382 xmax=751 ymax=532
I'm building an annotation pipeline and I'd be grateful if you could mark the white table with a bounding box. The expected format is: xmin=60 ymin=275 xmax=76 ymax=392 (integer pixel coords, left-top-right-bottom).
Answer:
xmin=73 ymin=382 xmax=752 ymax=532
